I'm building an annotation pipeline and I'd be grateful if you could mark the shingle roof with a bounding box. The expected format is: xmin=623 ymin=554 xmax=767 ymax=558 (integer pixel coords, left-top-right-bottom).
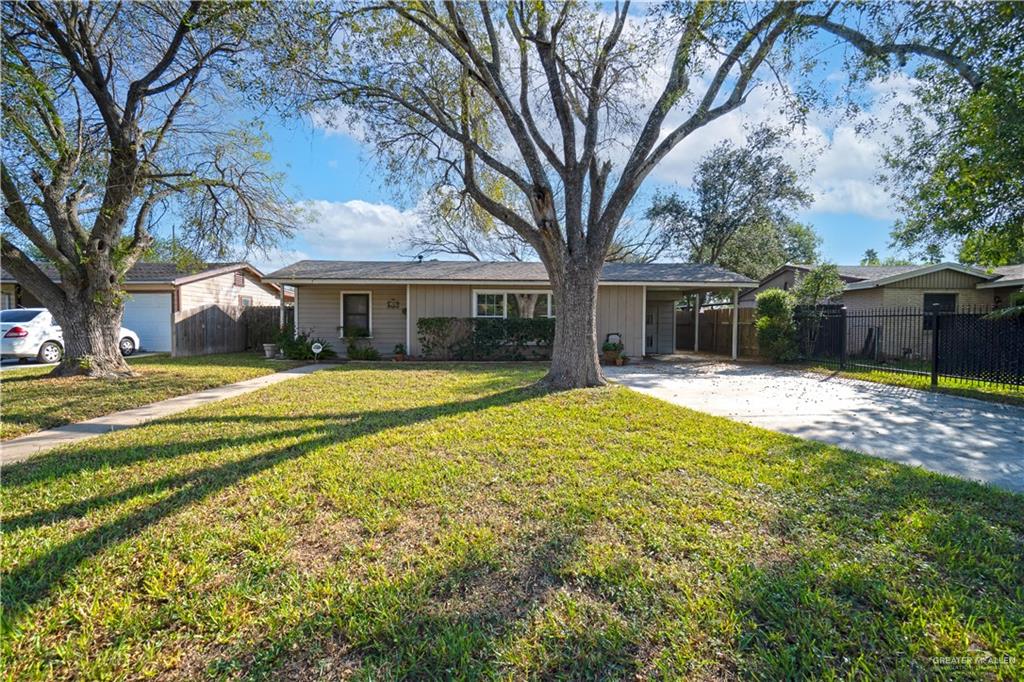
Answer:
xmin=992 ymin=264 xmax=1024 ymax=280
xmin=1 ymin=261 xmax=253 ymax=284
xmin=264 ymin=260 xmax=757 ymax=285
xmin=791 ymin=263 xmax=922 ymax=282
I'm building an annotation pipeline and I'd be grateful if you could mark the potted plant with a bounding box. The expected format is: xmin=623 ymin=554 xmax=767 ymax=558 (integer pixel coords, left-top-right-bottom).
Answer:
xmin=602 ymin=339 xmax=623 ymax=364
xmin=616 ymin=354 xmax=629 ymax=366
xmin=393 ymin=343 xmax=407 ymax=361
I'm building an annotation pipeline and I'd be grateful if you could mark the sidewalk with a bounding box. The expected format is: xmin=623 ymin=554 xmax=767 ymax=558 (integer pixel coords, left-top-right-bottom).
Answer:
xmin=1 ymin=364 xmax=327 ymax=465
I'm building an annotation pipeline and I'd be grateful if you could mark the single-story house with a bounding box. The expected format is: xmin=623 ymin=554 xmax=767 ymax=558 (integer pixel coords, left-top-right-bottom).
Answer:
xmin=265 ymin=260 xmax=757 ymax=359
xmin=739 ymin=262 xmax=1024 ymax=311
xmin=1 ymin=262 xmax=288 ymax=352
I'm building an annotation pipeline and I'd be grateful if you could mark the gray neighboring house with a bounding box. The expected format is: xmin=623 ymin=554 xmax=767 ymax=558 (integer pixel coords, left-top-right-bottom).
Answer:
xmin=1 ymin=262 xmax=286 ymax=352
xmin=265 ymin=260 xmax=756 ymax=359
xmin=739 ymin=262 xmax=1024 ymax=311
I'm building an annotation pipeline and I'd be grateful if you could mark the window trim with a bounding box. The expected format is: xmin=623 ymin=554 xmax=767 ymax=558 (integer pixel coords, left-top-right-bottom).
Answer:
xmin=471 ymin=289 xmax=553 ymax=319
xmin=339 ymin=290 xmax=373 ymax=338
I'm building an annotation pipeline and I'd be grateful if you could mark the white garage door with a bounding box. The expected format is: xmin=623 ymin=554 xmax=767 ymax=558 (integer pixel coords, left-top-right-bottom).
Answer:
xmin=122 ymin=293 xmax=173 ymax=352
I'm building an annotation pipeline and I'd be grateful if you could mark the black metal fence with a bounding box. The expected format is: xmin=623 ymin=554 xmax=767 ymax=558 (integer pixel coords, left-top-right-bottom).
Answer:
xmin=794 ymin=306 xmax=1024 ymax=389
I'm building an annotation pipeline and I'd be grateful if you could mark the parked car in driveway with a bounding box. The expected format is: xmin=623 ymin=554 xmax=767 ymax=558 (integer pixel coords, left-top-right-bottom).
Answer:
xmin=0 ymin=309 xmax=140 ymax=363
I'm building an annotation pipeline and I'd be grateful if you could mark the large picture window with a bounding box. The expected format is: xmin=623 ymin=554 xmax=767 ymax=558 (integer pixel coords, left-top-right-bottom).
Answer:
xmin=473 ymin=291 xmax=554 ymax=319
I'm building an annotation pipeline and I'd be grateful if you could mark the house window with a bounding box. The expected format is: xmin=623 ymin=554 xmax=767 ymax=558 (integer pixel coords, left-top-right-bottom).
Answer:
xmin=340 ymin=292 xmax=371 ymax=337
xmin=923 ymin=293 xmax=956 ymax=330
xmin=233 ymin=272 xmax=244 ymax=287
xmin=475 ymin=293 xmax=505 ymax=318
xmin=473 ymin=291 xmax=553 ymax=318
xmin=239 ymin=295 xmax=253 ymax=307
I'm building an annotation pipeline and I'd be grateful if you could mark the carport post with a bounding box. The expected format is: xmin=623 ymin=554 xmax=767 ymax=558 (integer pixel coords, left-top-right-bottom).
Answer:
xmin=693 ymin=293 xmax=700 ymax=352
xmin=731 ymin=289 xmax=738 ymax=360
xmin=279 ymin=289 xmax=285 ymax=329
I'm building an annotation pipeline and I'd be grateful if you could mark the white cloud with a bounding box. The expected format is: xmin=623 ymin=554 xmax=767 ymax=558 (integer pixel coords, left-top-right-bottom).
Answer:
xmin=646 ymin=72 xmax=921 ymax=221
xmin=292 ymin=199 xmax=419 ymax=261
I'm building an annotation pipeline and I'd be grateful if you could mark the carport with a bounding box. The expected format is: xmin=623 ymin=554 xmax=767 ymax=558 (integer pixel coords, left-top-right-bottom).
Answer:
xmin=643 ymin=285 xmax=753 ymax=359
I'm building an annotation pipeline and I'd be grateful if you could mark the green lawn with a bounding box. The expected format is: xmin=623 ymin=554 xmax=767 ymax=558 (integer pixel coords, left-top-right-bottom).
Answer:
xmin=0 ymin=354 xmax=301 ymax=440
xmin=2 ymin=365 xmax=1021 ymax=680
xmin=805 ymin=363 xmax=1024 ymax=406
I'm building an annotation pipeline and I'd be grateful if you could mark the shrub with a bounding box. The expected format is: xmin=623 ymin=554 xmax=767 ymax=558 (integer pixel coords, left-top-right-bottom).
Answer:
xmin=345 ymin=330 xmax=382 ymax=361
xmin=601 ymin=340 xmax=624 ymax=353
xmin=416 ymin=317 xmax=555 ymax=360
xmin=754 ymin=289 xmax=797 ymax=362
xmin=275 ymin=326 xmax=336 ymax=360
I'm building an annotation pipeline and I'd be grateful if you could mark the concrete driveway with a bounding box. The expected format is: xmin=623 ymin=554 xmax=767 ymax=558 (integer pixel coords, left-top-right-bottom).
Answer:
xmin=605 ymin=357 xmax=1024 ymax=493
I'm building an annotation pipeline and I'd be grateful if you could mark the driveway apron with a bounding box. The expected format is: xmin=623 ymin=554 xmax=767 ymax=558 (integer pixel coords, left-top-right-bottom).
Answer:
xmin=606 ymin=358 xmax=1024 ymax=493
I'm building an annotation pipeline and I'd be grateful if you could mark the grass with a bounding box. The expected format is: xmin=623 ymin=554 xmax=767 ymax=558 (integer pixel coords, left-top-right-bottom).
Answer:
xmin=2 ymin=365 xmax=1021 ymax=680
xmin=0 ymin=353 xmax=301 ymax=440
xmin=804 ymin=363 xmax=1024 ymax=406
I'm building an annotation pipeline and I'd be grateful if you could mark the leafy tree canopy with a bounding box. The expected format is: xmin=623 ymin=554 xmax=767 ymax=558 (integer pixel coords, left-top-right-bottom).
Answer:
xmin=881 ymin=3 xmax=1024 ymax=266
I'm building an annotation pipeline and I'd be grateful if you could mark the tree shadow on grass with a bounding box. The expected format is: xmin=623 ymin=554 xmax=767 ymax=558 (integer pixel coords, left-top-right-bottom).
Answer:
xmin=1 ymin=385 xmax=547 ymax=631
xmin=730 ymin=448 xmax=1024 ymax=679
xmin=216 ymin=522 xmax=643 ymax=681
xmin=1 ymin=366 xmax=546 ymax=489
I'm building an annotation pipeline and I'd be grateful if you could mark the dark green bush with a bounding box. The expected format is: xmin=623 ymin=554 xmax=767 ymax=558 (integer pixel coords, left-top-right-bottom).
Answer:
xmin=754 ymin=289 xmax=798 ymax=362
xmin=417 ymin=317 xmax=555 ymax=360
xmin=275 ymin=326 xmax=337 ymax=360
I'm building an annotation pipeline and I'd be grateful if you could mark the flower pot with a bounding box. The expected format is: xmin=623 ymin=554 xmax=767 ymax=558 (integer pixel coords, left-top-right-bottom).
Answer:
xmin=393 ymin=353 xmax=406 ymax=362
xmin=603 ymin=350 xmax=620 ymax=364
xmin=263 ymin=343 xmax=278 ymax=359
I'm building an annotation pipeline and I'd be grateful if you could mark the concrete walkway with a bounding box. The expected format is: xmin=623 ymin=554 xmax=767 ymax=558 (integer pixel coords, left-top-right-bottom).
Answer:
xmin=1 ymin=364 xmax=326 ymax=465
xmin=605 ymin=358 xmax=1024 ymax=493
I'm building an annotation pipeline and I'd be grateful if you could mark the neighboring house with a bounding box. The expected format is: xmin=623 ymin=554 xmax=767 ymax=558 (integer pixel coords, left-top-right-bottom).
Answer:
xmin=1 ymin=262 xmax=288 ymax=352
xmin=265 ymin=260 xmax=756 ymax=358
xmin=739 ymin=262 xmax=1024 ymax=311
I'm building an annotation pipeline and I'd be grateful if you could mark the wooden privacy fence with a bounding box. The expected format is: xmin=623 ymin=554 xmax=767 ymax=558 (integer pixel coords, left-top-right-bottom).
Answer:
xmin=173 ymin=305 xmax=293 ymax=357
xmin=676 ymin=307 xmax=759 ymax=357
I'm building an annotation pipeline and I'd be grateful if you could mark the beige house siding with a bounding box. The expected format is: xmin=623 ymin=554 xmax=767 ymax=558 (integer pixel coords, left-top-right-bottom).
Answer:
xmin=1 ymin=283 xmax=42 ymax=309
xmin=887 ymin=269 xmax=985 ymax=290
xmin=838 ymin=288 xmax=885 ymax=312
xmin=178 ymin=270 xmax=279 ymax=310
xmin=296 ymin=284 xmax=407 ymax=357
xmin=596 ymin=286 xmax=645 ymax=357
xmin=880 ymin=286 xmax=993 ymax=309
xmin=739 ymin=269 xmax=798 ymax=307
xmin=400 ymin=283 xmax=645 ymax=357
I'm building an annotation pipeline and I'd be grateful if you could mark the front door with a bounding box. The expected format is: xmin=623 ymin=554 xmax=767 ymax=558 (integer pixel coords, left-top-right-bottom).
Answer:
xmin=342 ymin=293 xmax=370 ymax=338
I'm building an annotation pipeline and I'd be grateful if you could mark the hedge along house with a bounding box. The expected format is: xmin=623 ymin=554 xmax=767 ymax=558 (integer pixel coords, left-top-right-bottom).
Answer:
xmin=264 ymin=260 xmax=757 ymax=359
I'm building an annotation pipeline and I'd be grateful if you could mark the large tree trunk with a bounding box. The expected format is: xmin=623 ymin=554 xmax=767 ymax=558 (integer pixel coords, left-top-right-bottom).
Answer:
xmin=50 ymin=285 xmax=132 ymax=379
xmin=544 ymin=265 xmax=605 ymax=389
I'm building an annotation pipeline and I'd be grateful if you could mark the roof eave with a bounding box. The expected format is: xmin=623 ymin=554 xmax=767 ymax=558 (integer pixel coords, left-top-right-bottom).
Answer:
xmin=267 ymin=277 xmax=756 ymax=288
xmin=977 ymin=277 xmax=1024 ymax=289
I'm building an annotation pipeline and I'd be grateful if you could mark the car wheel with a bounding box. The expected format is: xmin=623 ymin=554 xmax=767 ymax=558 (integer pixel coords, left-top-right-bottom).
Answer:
xmin=119 ymin=337 xmax=136 ymax=356
xmin=38 ymin=341 xmax=63 ymax=364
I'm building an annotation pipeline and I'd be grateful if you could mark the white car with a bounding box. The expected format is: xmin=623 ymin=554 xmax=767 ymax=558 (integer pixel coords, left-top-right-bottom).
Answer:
xmin=0 ymin=308 xmax=140 ymax=364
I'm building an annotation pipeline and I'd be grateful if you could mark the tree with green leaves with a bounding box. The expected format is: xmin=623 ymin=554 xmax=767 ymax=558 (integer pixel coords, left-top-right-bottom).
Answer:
xmin=267 ymin=1 xmax=991 ymax=387
xmin=882 ymin=3 xmax=1024 ymax=266
xmin=1 ymin=1 xmax=293 ymax=377
xmin=793 ymin=264 xmax=845 ymax=306
xmin=860 ymin=249 xmax=913 ymax=266
xmin=645 ymin=128 xmax=817 ymax=279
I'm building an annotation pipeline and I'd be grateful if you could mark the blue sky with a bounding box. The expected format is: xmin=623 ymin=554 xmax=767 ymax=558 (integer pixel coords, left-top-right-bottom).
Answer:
xmin=246 ymin=30 xmax=930 ymax=273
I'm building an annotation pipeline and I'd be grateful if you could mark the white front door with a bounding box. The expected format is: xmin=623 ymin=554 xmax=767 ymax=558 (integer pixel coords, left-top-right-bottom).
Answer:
xmin=122 ymin=293 xmax=173 ymax=352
